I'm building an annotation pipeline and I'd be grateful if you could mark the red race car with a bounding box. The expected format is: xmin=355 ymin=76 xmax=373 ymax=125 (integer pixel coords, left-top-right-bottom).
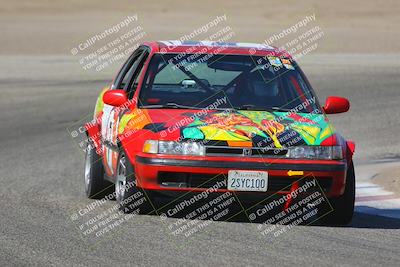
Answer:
xmin=84 ymin=41 xmax=355 ymax=225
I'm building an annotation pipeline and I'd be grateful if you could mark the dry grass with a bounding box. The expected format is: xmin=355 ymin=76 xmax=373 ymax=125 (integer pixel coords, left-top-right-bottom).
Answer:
xmin=0 ymin=0 xmax=399 ymax=54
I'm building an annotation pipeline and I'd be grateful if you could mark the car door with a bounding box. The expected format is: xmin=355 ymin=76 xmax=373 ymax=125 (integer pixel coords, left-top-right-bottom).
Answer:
xmin=101 ymin=47 xmax=149 ymax=178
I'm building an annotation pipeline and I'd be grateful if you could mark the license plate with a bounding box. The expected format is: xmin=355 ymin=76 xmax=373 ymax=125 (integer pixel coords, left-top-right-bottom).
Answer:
xmin=227 ymin=170 xmax=268 ymax=192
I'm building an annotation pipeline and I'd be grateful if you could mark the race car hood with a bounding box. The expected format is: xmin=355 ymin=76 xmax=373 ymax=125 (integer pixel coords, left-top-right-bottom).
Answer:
xmin=119 ymin=108 xmax=336 ymax=148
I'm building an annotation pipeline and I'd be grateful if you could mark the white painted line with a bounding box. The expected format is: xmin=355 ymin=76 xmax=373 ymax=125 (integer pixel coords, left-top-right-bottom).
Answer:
xmin=355 ymin=179 xmax=400 ymax=219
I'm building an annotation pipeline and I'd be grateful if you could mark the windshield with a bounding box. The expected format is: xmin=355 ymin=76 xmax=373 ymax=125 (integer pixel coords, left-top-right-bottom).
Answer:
xmin=138 ymin=53 xmax=320 ymax=113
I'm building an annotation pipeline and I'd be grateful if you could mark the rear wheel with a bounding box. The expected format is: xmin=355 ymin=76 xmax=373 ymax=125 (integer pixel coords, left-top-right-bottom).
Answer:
xmin=84 ymin=140 xmax=113 ymax=199
xmin=115 ymin=151 xmax=154 ymax=214
xmin=321 ymin=161 xmax=355 ymax=226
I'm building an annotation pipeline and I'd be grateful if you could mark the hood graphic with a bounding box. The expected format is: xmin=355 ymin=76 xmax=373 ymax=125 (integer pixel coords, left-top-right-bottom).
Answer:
xmin=120 ymin=109 xmax=335 ymax=148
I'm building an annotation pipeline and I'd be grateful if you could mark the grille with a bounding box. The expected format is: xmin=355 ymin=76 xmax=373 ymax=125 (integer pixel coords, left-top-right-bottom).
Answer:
xmin=205 ymin=146 xmax=288 ymax=157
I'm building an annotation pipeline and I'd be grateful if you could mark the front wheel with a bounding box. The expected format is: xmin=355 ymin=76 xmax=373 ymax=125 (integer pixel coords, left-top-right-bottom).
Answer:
xmin=115 ymin=151 xmax=154 ymax=214
xmin=321 ymin=161 xmax=355 ymax=226
xmin=84 ymin=140 xmax=113 ymax=199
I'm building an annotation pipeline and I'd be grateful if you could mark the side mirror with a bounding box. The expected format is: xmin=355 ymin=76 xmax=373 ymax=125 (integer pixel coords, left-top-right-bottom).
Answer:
xmin=323 ymin=96 xmax=350 ymax=114
xmin=103 ymin=90 xmax=128 ymax=107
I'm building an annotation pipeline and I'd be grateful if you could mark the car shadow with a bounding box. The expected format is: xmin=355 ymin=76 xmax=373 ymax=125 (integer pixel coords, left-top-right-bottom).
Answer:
xmin=146 ymin=197 xmax=400 ymax=229
xmin=349 ymin=208 xmax=400 ymax=229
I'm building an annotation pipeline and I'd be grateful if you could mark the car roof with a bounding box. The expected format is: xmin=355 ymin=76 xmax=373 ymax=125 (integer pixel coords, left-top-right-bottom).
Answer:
xmin=142 ymin=40 xmax=292 ymax=58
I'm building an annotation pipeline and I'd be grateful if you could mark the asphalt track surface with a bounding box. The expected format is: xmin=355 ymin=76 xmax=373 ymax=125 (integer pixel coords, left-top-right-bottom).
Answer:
xmin=0 ymin=54 xmax=400 ymax=266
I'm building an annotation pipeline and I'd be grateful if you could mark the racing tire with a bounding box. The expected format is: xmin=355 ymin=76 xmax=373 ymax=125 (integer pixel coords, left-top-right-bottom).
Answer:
xmin=115 ymin=151 xmax=154 ymax=214
xmin=321 ymin=161 xmax=355 ymax=226
xmin=84 ymin=140 xmax=114 ymax=199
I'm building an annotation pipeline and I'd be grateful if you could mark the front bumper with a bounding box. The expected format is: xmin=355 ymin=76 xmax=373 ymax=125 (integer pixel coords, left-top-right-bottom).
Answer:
xmin=134 ymin=154 xmax=347 ymax=198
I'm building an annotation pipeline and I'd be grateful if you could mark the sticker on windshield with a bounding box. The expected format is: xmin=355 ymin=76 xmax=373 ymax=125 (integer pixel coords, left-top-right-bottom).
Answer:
xmin=281 ymin=58 xmax=295 ymax=70
xmin=267 ymin=56 xmax=282 ymax=67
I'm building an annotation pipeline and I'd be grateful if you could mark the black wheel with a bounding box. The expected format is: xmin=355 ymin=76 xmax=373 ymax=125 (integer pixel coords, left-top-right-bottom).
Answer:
xmin=84 ymin=140 xmax=113 ymax=199
xmin=115 ymin=151 xmax=154 ymax=214
xmin=321 ymin=161 xmax=355 ymax=226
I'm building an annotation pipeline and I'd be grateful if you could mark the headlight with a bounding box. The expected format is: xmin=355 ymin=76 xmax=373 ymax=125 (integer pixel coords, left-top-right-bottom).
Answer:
xmin=287 ymin=146 xmax=343 ymax=160
xmin=143 ymin=140 xmax=205 ymax=156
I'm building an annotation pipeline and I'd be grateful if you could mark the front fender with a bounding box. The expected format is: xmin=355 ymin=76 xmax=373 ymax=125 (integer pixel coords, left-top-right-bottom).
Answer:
xmin=85 ymin=122 xmax=102 ymax=155
xmin=346 ymin=140 xmax=355 ymax=163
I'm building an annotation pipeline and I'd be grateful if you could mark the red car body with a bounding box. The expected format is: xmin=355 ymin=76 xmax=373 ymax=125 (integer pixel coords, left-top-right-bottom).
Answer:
xmin=84 ymin=41 xmax=355 ymax=218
